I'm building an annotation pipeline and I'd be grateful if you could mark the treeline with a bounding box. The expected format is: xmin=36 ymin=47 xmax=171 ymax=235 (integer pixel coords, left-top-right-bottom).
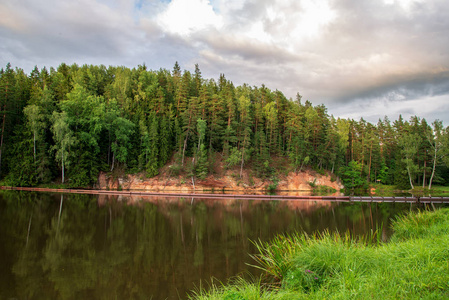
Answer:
xmin=0 ymin=62 xmax=448 ymax=189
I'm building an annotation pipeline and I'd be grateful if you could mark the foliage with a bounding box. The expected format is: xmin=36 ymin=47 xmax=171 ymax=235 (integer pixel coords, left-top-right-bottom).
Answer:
xmin=225 ymin=147 xmax=241 ymax=169
xmin=266 ymin=176 xmax=279 ymax=193
xmin=311 ymin=185 xmax=337 ymax=195
xmin=340 ymin=160 xmax=367 ymax=192
xmin=0 ymin=63 xmax=448 ymax=187
xmin=195 ymin=118 xmax=209 ymax=179
xmin=398 ymin=133 xmax=421 ymax=189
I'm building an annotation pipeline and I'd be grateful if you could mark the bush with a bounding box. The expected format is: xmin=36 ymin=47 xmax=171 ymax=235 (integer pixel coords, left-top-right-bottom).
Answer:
xmin=266 ymin=176 xmax=279 ymax=193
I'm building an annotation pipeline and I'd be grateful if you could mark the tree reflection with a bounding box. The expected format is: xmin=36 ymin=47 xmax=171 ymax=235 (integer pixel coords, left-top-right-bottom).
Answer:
xmin=0 ymin=191 xmax=415 ymax=299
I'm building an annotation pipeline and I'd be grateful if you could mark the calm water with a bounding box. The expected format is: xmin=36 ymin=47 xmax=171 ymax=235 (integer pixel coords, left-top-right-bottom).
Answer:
xmin=0 ymin=191 xmax=416 ymax=299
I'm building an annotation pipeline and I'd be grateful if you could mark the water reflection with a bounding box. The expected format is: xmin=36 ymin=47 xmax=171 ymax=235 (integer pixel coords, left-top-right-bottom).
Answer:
xmin=0 ymin=191 xmax=417 ymax=299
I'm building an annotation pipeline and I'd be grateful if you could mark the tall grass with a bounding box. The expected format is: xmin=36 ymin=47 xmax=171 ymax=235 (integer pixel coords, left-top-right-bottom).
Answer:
xmin=188 ymin=276 xmax=276 ymax=300
xmin=190 ymin=208 xmax=449 ymax=300
xmin=390 ymin=208 xmax=449 ymax=241
xmin=248 ymin=233 xmax=307 ymax=284
xmin=248 ymin=227 xmax=382 ymax=284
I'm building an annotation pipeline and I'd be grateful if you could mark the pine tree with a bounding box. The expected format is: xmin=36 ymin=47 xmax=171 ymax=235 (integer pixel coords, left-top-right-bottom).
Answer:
xmin=207 ymin=93 xmax=225 ymax=151
xmin=254 ymin=127 xmax=271 ymax=177
xmin=146 ymin=114 xmax=159 ymax=177
xmin=237 ymin=95 xmax=252 ymax=178
xmin=0 ymin=63 xmax=19 ymax=177
xmin=195 ymin=118 xmax=208 ymax=179
xmin=138 ymin=117 xmax=149 ymax=171
xmin=221 ymin=78 xmax=237 ymax=157
xmin=263 ymin=101 xmax=278 ymax=154
xmin=159 ymin=115 xmax=173 ymax=167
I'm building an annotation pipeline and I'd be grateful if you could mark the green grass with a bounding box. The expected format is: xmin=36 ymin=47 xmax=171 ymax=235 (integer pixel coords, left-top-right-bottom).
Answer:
xmin=311 ymin=185 xmax=337 ymax=195
xmin=371 ymin=183 xmax=449 ymax=196
xmin=189 ymin=277 xmax=276 ymax=300
xmin=37 ymin=183 xmax=71 ymax=189
xmin=427 ymin=185 xmax=449 ymax=194
xmin=370 ymin=183 xmax=400 ymax=196
xmin=190 ymin=208 xmax=449 ymax=300
xmin=432 ymin=185 xmax=449 ymax=191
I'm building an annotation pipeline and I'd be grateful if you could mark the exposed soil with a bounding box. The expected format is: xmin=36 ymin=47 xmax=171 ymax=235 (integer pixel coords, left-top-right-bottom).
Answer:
xmin=96 ymin=159 xmax=344 ymax=193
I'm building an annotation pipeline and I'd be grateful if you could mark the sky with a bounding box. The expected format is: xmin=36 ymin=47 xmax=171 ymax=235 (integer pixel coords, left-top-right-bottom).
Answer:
xmin=1 ymin=0 xmax=449 ymax=125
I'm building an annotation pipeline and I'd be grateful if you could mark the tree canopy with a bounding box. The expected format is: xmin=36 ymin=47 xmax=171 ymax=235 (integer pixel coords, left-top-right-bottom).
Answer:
xmin=0 ymin=62 xmax=448 ymax=189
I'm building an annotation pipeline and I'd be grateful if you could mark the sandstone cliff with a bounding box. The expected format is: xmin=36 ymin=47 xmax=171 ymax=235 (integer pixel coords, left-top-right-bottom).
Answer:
xmin=97 ymin=169 xmax=343 ymax=193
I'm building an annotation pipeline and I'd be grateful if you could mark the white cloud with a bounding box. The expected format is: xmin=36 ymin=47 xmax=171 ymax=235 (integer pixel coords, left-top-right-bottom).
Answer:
xmin=245 ymin=21 xmax=272 ymax=44
xmin=383 ymin=0 xmax=426 ymax=15
xmin=157 ymin=0 xmax=223 ymax=36
xmin=290 ymin=0 xmax=336 ymax=40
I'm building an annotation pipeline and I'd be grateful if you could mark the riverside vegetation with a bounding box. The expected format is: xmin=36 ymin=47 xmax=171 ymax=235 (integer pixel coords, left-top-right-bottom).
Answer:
xmin=0 ymin=63 xmax=449 ymax=191
xmin=190 ymin=207 xmax=449 ymax=299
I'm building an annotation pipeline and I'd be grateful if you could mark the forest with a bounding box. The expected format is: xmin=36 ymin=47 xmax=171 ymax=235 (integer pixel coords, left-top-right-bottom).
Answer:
xmin=0 ymin=62 xmax=448 ymax=190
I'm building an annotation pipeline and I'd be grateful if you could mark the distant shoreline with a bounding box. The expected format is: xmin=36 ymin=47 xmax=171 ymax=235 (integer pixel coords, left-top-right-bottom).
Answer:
xmin=0 ymin=185 xmax=346 ymax=201
xmin=2 ymin=186 xmax=449 ymax=203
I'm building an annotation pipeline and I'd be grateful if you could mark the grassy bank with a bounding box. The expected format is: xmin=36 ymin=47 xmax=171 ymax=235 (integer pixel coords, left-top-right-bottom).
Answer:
xmin=190 ymin=208 xmax=449 ymax=299
xmin=371 ymin=183 xmax=449 ymax=196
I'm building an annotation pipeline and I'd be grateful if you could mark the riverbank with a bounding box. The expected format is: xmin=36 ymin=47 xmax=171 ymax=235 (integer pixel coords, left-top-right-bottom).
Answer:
xmin=371 ymin=183 xmax=449 ymax=197
xmin=190 ymin=208 xmax=449 ymax=299
xmin=3 ymin=186 xmax=448 ymax=204
xmin=95 ymin=168 xmax=343 ymax=194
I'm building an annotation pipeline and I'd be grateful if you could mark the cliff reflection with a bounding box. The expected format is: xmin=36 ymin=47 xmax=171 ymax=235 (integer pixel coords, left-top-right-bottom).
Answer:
xmin=0 ymin=191 xmax=409 ymax=300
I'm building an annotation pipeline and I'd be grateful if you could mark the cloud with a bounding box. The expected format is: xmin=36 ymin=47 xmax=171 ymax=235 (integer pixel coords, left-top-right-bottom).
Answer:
xmin=156 ymin=0 xmax=223 ymax=36
xmin=330 ymin=93 xmax=449 ymax=124
xmin=1 ymin=0 xmax=449 ymax=124
xmin=0 ymin=0 xmax=145 ymax=66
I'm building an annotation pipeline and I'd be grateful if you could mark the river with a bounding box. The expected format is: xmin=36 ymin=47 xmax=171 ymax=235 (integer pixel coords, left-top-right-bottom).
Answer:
xmin=0 ymin=190 xmax=418 ymax=299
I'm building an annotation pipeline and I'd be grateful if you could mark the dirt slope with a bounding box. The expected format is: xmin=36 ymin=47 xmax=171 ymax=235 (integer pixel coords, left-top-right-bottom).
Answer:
xmin=97 ymin=168 xmax=343 ymax=193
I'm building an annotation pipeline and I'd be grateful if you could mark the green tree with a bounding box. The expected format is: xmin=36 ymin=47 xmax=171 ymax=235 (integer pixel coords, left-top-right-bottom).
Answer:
xmin=304 ymin=106 xmax=324 ymax=166
xmin=253 ymin=127 xmax=271 ymax=177
xmin=341 ymin=160 xmax=366 ymax=192
xmin=195 ymin=118 xmax=208 ymax=179
xmin=428 ymin=120 xmax=446 ymax=189
xmin=206 ymin=93 xmax=225 ymax=151
xmin=0 ymin=63 xmax=17 ymax=177
xmin=60 ymin=83 xmax=105 ymax=185
xmin=159 ymin=115 xmax=173 ymax=167
xmin=237 ymin=95 xmax=252 ymax=178
xmin=110 ymin=117 xmax=135 ymax=171
xmin=221 ymin=77 xmax=237 ymax=157
xmin=263 ymin=101 xmax=278 ymax=154
xmin=23 ymin=104 xmax=46 ymax=162
xmin=146 ymin=114 xmax=159 ymax=177
xmin=286 ymin=100 xmax=308 ymax=173
xmin=398 ymin=133 xmax=421 ymax=189
xmin=51 ymin=111 xmax=76 ymax=183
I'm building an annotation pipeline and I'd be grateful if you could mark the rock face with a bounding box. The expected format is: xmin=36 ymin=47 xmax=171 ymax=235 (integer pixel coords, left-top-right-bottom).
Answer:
xmin=283 ymin=172 xmax=343 ymax=191
xmin=97 ymin=169 xmax=344 ymax=193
